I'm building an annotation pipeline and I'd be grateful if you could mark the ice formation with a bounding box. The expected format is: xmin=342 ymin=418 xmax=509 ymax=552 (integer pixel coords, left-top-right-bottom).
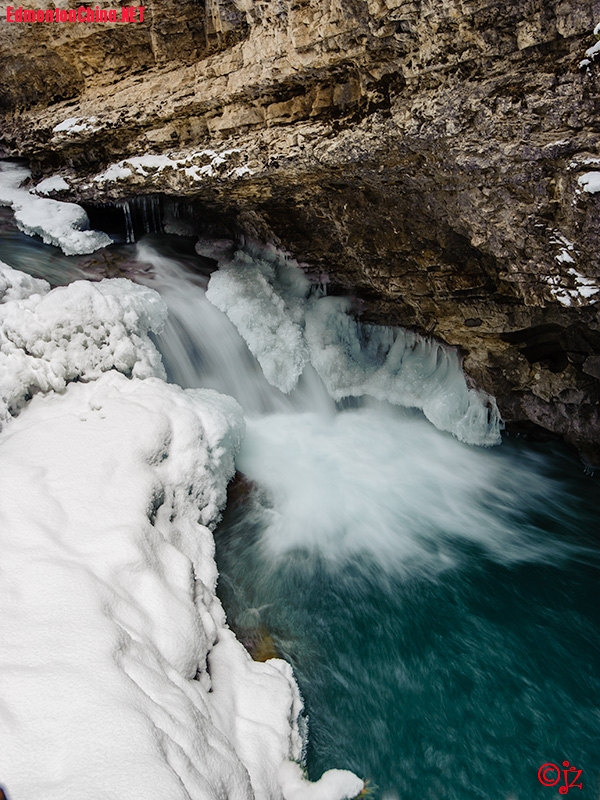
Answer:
xmin=206 ymin=243 xmax=502 ymax=446
xmin=0 ymin=162 xmax=112 ymax=255
xmin=0 ymin=262 xmax=362 ymax=800
xmin=206 ymin=246 xmax=310 ymax=394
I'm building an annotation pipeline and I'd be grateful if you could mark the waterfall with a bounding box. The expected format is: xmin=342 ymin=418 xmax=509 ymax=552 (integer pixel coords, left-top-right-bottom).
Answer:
xmin=136 ymin=241 xmax=335 ymax=416
xmin=129 ymin=236 xmax=588 ymax=572
xmin=139 ymin=238 xmax=501 ymax=445
xmin=122 ymin=201 xmax=134 ymax=243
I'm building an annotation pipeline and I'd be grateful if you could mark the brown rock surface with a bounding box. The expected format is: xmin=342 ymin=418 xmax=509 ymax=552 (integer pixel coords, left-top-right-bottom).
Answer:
xmin=2 ymin=0 xmax=600 ymax=458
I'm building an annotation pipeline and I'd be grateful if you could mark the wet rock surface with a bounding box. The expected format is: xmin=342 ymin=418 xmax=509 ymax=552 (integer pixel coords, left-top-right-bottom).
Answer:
xmin=2 ymin=0 xmax=600 ymax=458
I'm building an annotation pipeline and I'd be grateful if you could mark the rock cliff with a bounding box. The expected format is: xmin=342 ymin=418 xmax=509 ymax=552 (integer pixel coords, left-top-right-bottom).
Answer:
xmin=2 ymin=0 xmax=600 ymax=459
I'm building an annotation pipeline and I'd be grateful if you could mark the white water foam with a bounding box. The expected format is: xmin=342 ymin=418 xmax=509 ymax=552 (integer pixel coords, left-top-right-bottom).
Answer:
xmin=236 ymin=407 xmax=577 ymax=573
xmin=131 ymin=240 xmax=573 ymax=575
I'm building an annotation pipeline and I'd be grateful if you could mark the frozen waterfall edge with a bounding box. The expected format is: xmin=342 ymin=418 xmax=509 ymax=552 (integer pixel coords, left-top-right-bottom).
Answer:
xmin=205 ymin=240 xmax=502 ymax=447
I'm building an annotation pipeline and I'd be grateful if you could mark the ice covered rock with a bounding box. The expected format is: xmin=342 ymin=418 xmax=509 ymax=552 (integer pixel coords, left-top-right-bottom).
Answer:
xmin=206 ymin=244 xmax=502 ymax=446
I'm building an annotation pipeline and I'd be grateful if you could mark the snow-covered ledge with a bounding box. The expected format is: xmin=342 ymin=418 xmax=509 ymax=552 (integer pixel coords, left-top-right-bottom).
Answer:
xmin=0 ymin=162 xmax=111 ymax=256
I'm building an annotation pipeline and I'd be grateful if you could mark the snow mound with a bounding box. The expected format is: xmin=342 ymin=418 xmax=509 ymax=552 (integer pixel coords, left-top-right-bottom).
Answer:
xmin=0 ymin=261 xmax=166 ymax=424
xmin=33 ymin=175 xmax=70 ymax=195
xmin=0 ymin=161 xmax=111 ymax=255
xmin=0 ymin=264 xmax=327 ymax=800
xmin=0 ymin=261 xmax=49 ymax=303
xmin=0 ymin=371 xmax=304 ymax=800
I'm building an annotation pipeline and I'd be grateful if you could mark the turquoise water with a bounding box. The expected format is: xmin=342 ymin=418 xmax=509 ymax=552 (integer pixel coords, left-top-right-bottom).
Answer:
xmin=2 ymin=228 xmax=599 ymax=800
xmin=214 ymin=414 xmax=600 ymax=800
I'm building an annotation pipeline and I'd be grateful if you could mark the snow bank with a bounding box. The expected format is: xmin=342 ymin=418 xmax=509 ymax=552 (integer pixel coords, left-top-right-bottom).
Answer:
xmin=206 ymin=243 xmax=501 ymax=446
xmin=0 ymin=373 xmax=304 ymax=800
xmin=0 ymin=263 xmax=331 ymax=800
xmin=0 ymin=161 xmax=111 ymax=255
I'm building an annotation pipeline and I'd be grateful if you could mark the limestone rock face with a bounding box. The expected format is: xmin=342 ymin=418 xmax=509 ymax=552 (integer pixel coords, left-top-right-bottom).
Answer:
xmin=2 ymin=0 xmax=600 ymax=458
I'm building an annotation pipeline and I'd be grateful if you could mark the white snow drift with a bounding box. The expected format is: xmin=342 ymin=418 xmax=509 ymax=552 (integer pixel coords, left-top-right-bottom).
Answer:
xmin=0 ymin=262 xmax=363 ymax=800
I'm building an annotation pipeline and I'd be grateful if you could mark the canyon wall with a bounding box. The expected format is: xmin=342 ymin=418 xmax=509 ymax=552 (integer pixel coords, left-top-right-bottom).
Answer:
xmin=2 ymin=0 xmax=600 ymax=458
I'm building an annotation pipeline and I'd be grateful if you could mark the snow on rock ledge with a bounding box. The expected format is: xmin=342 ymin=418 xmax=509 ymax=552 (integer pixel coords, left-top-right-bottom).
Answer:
xmin=577 ymin=170 xmax=600 ymax=194
xmin=0 ymin=263 xmax=339 ymax=800
xmin=91 ymin=150 xmax=255 ymax=187
xmin=33 ymin=174 xmax=70 ymax=195
xmin=0 ymin=161 xmax=111 ymax=255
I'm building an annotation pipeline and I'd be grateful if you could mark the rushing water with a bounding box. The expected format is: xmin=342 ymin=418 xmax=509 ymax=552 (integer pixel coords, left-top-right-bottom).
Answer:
xmin=2 ymin=229 xmax=599 ymax=800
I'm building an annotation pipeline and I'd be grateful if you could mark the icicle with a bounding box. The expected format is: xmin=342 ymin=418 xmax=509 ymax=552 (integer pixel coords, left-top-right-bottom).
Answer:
xmin=151 ymin=196 xmax=161 ymax=233
xmin=139 ymin=197 xmax=150 ymax=234
xmin=122 ymin=201 xmax=134 ymax=243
